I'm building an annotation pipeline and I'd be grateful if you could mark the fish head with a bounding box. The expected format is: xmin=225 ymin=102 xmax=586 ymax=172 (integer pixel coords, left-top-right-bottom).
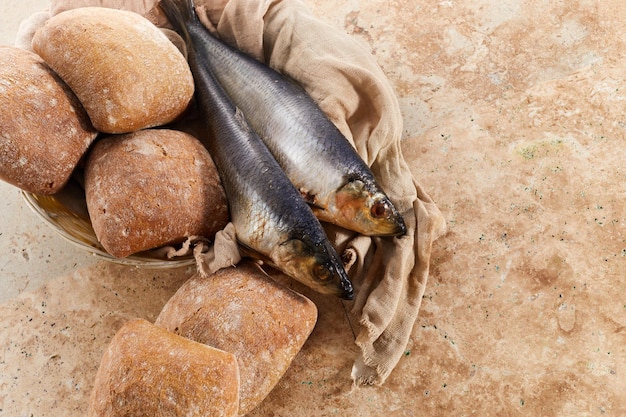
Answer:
xmin=332 ymin=179 xmax=407 ymax=236
xmin=271 ymin=238 xmax=354 ymax=300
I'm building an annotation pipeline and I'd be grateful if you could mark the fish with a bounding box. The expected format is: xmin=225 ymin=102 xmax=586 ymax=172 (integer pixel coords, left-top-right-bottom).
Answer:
xmin=159 ymin=0 xmax=406 ymax=237
xmin=159 ymin=0 xmax=354 ymax=299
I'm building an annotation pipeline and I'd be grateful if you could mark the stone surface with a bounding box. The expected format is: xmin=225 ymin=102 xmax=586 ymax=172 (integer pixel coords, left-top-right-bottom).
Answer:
xmin=1 ymin=0 xmax=625 ymax=416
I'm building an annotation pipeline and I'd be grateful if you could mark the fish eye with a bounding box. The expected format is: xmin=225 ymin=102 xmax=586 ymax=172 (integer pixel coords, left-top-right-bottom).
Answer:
xmin=314 ymin=263 xmax=332 ymax=281
xmin=371 ymin=200 xmax=389 ymax=218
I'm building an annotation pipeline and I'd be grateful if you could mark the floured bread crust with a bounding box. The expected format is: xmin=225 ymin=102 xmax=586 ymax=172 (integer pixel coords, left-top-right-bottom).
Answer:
xmin=84 ymin=129 xmax=229 ymax=258
xmin=156 ymin=261 xmax=318 ymax=415
xmin=0 ymin=46 xmax=97 ymax=195
xmin=88 ymin=319 xmax=240 ymax=417
xmin=32 ymin=7 xmax=194 ymax=134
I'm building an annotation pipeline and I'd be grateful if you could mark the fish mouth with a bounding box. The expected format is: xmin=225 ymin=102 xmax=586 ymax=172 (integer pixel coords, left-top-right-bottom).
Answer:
xmin=339 ymin=274 xmax=354 ymax=300
xmin=296 ymin=254 xmax=354 ymax=300
xmin=328 ymin=182 xmax=407 ymax=236
xmin=271 ymin=238 xmax=353 ymax=299
xmin=317 ymin=260 xmax=354 ymax=300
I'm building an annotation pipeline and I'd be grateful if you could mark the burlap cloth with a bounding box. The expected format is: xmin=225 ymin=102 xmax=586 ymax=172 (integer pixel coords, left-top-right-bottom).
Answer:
xmin=17 ymin=0 xmax=446 ymax=385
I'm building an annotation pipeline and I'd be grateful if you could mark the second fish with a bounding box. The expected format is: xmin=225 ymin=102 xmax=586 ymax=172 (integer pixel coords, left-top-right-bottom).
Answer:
xmin=160 ymin=0 xmax=406 ymax=237
xmin=160 ymin=0 xmax=354 ymax=299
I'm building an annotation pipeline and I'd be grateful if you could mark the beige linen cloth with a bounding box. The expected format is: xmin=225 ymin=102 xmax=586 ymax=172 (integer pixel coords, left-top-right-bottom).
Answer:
xmin=18 ymin=0 xmax=446 ymax=385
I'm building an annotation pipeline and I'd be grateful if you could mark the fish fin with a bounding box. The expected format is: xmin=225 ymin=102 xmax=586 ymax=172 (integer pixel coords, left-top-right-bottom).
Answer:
xmin=310 ymin=205 xmax=334 ymax=223
xmin=234 ymin=107 xmax=253 ymax=134
xmin=304 ymin=194 xmax=335 ymax=222
xmin=299 ymin=187 xmax=320 ymax=206
xmin=237 ymin=241 xmax=276 ymax=267
xmin=159 ymin=0 xmax=194 ymax=44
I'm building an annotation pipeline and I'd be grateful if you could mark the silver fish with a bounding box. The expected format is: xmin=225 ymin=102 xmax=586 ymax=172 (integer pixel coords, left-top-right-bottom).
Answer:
xmin=160 ymin=0 xmax=406 ymax=237
xmin=160 ymin=0 xmax=353 ymax=299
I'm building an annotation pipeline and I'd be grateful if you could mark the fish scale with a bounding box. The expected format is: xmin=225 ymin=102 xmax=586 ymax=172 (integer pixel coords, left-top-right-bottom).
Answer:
xmin=166 ymin=0 xmax=406 ymax=237
xmin=159 ymin=0 xmax=354 ymax=299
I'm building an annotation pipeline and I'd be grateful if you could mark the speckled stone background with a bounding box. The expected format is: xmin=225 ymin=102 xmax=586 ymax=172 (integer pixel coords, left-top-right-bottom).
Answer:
xmin=1 ymin=0 xmax=625 ymax=416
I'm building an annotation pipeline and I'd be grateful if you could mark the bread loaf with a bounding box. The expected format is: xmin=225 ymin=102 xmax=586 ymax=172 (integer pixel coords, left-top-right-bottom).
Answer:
xmin=88 ymin=319 xmax=240 ymax=417
xmin=31 ymin=7 xmax=194 ymax=134
xmin=84 ymin=129 xmax=229 ymax=258
xmin=0 ymin=46 xmax=97 ymax=195
xmin=156 ymin=261 xmax=318 ymax=415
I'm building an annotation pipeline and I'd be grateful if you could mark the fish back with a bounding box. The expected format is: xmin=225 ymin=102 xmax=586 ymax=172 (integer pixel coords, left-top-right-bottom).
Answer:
xmin=168 ymin=5 xmax=405 ymax=236
xmin=159 ymin=0 xmax=354 ymax=298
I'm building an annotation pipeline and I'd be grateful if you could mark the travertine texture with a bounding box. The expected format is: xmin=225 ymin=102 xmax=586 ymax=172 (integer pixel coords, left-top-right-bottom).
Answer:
xmin=156 ymin=261 xmax=318 ymax=415
xmin=1 ymin=0 xmax=625 ymax=416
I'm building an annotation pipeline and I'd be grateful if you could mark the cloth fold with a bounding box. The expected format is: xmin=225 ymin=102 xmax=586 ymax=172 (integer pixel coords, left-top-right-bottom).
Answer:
xmin=19 ymin=0 xmax=447 ymax=385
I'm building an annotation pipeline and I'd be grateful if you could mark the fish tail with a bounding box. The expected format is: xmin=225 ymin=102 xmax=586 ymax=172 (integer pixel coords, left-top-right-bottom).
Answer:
xmin=158 ymin=0 xmax=199 ymax=45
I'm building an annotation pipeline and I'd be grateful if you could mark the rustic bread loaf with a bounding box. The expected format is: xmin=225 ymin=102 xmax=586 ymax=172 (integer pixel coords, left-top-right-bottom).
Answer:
xmin=0 ymin=46 xmax=97 ymax=195
xmin=156 ymin=261 xmax=318 ymax=415
xmin=31 ymin=7 xmax=194 ymax=134
xmin=84 ymin=129 xmax=229 ymax=258
xmin=88 ymin=318 xmax=240 ymax=417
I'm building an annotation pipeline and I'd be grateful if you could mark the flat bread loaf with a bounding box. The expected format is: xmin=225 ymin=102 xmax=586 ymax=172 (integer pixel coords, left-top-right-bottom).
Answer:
xmin=88 ymin=319 xmax=240 ymax=417
xmin=0 ymin=46 xmax=97 ymax=195
xmin=31 ymin=7 xmax=194 ymax=134
xmin=84 ymin=129 xmax=229 ymax=258
xmin=156 ymin=261 xmax=318 ymax=415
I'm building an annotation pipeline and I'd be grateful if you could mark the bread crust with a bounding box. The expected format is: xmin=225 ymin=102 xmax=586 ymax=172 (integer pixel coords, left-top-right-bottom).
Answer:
xmin=156 ymin=261 xmax=318 ymax=415
xmin=32 ymin=7 xmax=194 ymax=134
xmin=84 ymin=129 xmax=229 ymax=258
xmin=0 ymin=46 xmax=97 ymax=195
xmin=88 ymin=319 xmax=240 ymax=417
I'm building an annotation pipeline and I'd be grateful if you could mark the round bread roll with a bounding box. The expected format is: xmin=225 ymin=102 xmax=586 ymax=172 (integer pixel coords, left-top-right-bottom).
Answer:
xmin=156 ymin=261 xmax=318 ymax=415
xmin=88 ymin=319 xmax=240 ymax=417
xmin=0 ymin=46 xmax=97 ymax=195
xmin=31 ymin=7 xmax=194 ymax=134
xmin=85 ymin=129 xmax=229 ymax=258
